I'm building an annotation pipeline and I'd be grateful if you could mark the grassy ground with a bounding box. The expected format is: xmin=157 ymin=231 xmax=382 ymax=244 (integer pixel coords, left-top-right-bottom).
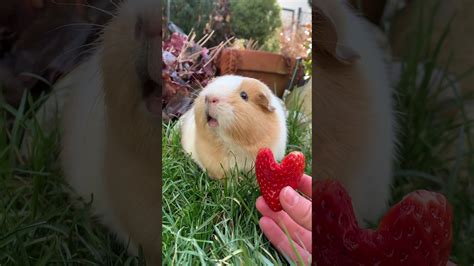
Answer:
xmin=0 ymin=93 xmax=139 ymax=265
xmin=161 ymin=94 xmax=312 ymax=265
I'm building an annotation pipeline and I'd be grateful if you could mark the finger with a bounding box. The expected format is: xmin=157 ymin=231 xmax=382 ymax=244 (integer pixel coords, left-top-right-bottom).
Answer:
xmin=280 ymin=187 xmax=312 ymax=231
xmin=297 ymin=174 xmax=312 ymax=198
xmin=447 ymin=261 xmax=456 ymax=266
xmin=256 ymin=197 xmax=312 ymax=251
xmin=259 ymin=217 xmax=312 ymax=265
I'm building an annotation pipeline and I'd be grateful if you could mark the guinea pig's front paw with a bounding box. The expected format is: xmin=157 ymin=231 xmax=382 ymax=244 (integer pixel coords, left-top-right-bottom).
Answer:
xmin=206 ymin=171 xmax=225 ymax=180
xmin=204 ymin=166 xmax=227 ymax=180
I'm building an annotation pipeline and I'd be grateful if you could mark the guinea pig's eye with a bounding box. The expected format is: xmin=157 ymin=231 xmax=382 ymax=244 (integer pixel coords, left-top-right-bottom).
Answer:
xmin=240 ymin=91 xmax=248 ymax=101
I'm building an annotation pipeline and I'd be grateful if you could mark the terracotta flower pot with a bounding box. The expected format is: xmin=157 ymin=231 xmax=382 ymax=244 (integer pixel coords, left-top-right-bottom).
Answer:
xmin=217 ymin=48 xmax=298 ymax=98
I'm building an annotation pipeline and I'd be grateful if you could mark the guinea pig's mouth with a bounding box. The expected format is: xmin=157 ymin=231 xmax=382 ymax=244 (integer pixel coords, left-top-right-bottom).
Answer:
xmin=206 ymin=112 xmax=219 ymax=128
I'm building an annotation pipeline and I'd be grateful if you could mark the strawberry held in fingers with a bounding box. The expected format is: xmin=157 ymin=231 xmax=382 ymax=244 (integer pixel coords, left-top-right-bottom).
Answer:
xmin=314 ymin=180 xmax=453 ymax=266
xmin=256 ymin=148 xmax=305 ymax=211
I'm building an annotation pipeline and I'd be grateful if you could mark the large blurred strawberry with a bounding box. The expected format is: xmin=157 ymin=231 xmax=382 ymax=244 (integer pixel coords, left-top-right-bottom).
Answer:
xmin=256 ymin=148 xmax=305 ymax=211
xmin=314 ymin=180 xmax=453 ymax=265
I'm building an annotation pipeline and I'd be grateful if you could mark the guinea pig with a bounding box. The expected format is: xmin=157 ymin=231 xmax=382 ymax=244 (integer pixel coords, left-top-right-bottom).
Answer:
xmin=180 ymin=75 xmax=288 ymax=179
xmin=58 ymin=0 xmax=161 ymax=264
xmin=314 ymin=0 xmax=396 ymax=224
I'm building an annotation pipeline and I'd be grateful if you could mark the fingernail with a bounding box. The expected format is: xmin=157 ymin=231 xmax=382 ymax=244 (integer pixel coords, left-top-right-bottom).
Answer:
xmin=282 ymin=186 xmax=298 ymax=207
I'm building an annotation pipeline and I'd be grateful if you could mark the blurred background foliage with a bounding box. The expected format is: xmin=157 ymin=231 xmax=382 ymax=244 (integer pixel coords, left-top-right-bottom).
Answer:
xmin=164 ymin=0 xmax=282 ymax=51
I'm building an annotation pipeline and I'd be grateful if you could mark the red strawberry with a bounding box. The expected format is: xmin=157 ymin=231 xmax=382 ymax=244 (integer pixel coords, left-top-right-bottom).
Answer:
xmin=256 ymin=148 xmax=305 ymax=211
xmin=314 ymin=180 xmax=453 ymax=266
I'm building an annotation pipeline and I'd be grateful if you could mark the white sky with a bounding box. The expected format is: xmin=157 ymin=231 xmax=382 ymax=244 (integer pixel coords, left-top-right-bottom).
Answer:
xmin=277 ymin=0 xmax=311 ymax=13
xmin=277 ymin=0 xmax=311 ymax=25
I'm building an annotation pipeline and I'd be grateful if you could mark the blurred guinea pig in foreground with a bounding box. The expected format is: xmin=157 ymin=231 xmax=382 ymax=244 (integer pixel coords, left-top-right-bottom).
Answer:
xmin=58 ymin=0 xmax=161 ymax=264
xmin=180 ymin=75 xmax=288 ymax=179
xmin=314 ymin=0 xmax=396 ymax=224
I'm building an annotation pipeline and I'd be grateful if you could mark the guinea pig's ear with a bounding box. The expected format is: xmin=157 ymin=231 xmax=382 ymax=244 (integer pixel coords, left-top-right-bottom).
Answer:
xmin=256 ymin=92 xmax=276 ymax=113
xmin=314 ymin=5 xmax=360 ymax=64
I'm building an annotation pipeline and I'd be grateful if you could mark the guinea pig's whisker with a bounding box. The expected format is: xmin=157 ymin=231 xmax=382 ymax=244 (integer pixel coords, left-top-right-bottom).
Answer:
xmin=72 ymin=35 xmax=155 ymax=130
xmin=108 ymin=0 xmax=120 ymax=9
xmin=87 ymin=88 xmax=105 ymax=128
xmin=48 ymin=23 xmax=123 ymax=36
xmin=82 ymin=71 xmax=105 ymax=129
xmin=59 ymin=42 xmax=100 ymax=57
xmin=51 ymin=0 xmax=117 ymax=18
xmin=67 ymin=45 xmax=103 ymax=66
xmin=53 ymin=23 xmax=107 ymax=31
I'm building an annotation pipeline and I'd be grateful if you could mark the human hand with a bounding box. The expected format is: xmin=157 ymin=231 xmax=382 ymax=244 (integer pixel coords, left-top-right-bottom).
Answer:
xmin=256 ymin=174 xmax=312 ymax=265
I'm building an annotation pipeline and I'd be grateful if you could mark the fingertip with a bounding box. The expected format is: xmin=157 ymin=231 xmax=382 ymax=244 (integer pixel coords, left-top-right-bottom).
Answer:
xmin=298 ymin=174 xmax=313 ymax=197
xmin=279 ymin=186 xmax=290 ymax=197
xmin=280 ymin=188 xmax=312 ymax=231
xmin=280 ymin=186 xmax=298 ymax=208
xmin=256 ymin=196 xmax=266 ymax=212
xmin=280 ymin=186 xmax=291 ymax=196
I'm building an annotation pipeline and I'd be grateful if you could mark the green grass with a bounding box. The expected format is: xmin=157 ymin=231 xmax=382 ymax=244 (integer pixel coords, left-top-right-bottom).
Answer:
xmin=0 ymin=93 xmax=140 ymax=265
xmin=161 ymin=94 xmax=312 ymax=265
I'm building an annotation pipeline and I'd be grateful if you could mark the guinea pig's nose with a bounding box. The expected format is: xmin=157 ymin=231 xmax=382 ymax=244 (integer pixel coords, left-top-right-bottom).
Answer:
xmin=205 ymin=96 xmax=219 ymax=105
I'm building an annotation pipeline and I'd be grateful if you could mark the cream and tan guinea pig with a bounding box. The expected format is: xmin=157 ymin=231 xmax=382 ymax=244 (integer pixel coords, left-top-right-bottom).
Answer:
xmin=314 ymin=0 xmax=396 ymax=224
xmin=180 ymin=75 xmax=288 ymax=179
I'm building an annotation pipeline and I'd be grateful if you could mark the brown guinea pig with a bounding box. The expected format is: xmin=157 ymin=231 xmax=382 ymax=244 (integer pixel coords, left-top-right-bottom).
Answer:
xmin=314 ymin=0 xmax=396 ymax=224
xmin=180 ymin=75 xmax=288 ymax=179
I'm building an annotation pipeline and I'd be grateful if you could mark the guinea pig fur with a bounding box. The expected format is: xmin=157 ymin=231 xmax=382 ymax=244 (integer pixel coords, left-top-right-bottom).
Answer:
xmin=180 ymin=75 xmax=288 ymax=179
xmin=314 ymin=0 xmax=396 ymax=224
xmin=60 ymin=0 xmax=161 ymax=264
